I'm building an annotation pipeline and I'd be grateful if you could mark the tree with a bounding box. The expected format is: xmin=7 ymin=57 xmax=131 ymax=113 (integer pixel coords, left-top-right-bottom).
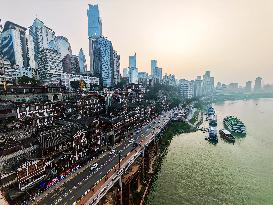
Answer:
xmin=18 ymin=75 xmax=40 ymax=85
xmin=70 ymin=81 xmax=80 ymax=91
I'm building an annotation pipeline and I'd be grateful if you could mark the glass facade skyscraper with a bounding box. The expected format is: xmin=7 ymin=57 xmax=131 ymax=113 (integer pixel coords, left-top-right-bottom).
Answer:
xmin=87 ymin=4 xmax=102 ymax=39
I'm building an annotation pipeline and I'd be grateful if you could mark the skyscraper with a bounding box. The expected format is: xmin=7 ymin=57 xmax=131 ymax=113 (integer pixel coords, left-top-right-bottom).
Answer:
xmin=129 ymin=53 xmax=136 ymax=68
xmin=113 ymin=50 xmax=120 ymax=85
xmin=245 ymin=81 xmax=252 ymax=92
xmin=93 ymin=37 xmax=114 ymax=87
xmin=37 ymin=48 xmax=63 ymax=85
xmin=29 ymin=18 xmax=55 ymax=62
xmin=87 ymin=4 xmax=102 ymax=39
xmin=151 ymin=59 xmax=157 ymax=77
xmin=1 ymin=21 xmax=36 ymax=75
xmin=254 ymin=77 xmax=262 ymax=91
xmin=52 ymin=36 xmax=72 ymax=59
xmin=180 ymin=79 xmax=194 ymax=99
xmin=202 ymin=71 xmax=214 ymax=95
xmin=123 ymin=68 xmax=129 ymax=78
xmin=128 ymin=53 xmax=138 ymax=84
xmin=79 ymin=48 xmax=87 ymax=74
xmin=87 ymin=4 xmax=102 ymax=74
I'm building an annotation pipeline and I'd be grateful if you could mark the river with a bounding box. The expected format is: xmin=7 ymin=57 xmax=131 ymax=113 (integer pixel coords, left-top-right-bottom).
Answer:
xmin=146 ymin=98 xmax=273 ymax=205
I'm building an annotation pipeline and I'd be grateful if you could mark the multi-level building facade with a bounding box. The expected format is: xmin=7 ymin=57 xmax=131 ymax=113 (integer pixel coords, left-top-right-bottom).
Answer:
xmin=87 ymin=4 xmax=102 ymax=74
xmin=194 ymin=76 xmax=203 ymax=97
xmin=180 ymin=79 xmax=194 ymax=99
xmin=71 ymin=55 xmax=80 ymax=75
xmin=93 ymin=37 xmax=114 ymax=87
xmin=1 ymin=21 xmax=36 ymax=76
xmin=129 ymin=53 xmax=138 ymax=84
xmin=37 ymin=48 xmax=63 ymax=85
xmin=52 ymin=36 xmax=72 ymax=59
xmin=113 ymin=50 xmax=120 ymax=85
xmin=79 ymin=48 xmax=87 ymax=74
xmin=245 ymin=81 xmax=252 ymax=92
xmin=162 ymin=74 xmax=176 ymax=86
xmin=202 ymin=71 xmax=214 ymax=95
xmin=254 ymin=77 xmax=262 ymax=91
xmin=150 ymin=59 xmax=162 ymax=83
xmin=29 ymin=18 xmax=55 ymax=62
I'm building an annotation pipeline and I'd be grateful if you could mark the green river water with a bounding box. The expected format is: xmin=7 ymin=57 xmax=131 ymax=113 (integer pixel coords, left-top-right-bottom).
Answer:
xmin=147 ymin=99 xmax=273 ymax=205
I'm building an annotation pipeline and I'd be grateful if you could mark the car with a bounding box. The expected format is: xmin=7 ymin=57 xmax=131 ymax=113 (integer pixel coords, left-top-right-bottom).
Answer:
xmin=90 ymin=163 xmax=98 ymax=171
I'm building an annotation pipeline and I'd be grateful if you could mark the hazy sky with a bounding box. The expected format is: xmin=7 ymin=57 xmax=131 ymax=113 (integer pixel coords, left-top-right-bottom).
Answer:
xmin=1 ymin=0 xmax=273 ymax=85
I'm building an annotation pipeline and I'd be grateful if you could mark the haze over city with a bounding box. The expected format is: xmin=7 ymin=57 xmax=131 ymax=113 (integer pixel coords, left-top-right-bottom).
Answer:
xmin=1 ymin=0 xmax=273 ymax=84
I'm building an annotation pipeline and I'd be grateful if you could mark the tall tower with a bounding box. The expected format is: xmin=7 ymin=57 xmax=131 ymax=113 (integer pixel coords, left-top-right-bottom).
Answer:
xmin=87 ymin=4 xmax=102 ymax=74
xmin=129 ymin=53 xmax=138 ymax=84
xmin=254 ymin=77 xmax=262 ymax=91
xmin=151 ymin=60 xmax=157 ymax=77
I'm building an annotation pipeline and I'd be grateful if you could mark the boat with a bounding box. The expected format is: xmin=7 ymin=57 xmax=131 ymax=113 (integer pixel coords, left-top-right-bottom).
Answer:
xmin=223 ymin=116 xmax=246 ymax=135
xmin=207 ymin=107 xmax=215 ymax=116
xmin=219 ymin=129 xmax=235 ymax=143
xmin=208 ymin=114 xmax=217 ymax=127
xmin=208 ymin=126 xmax=218 ymax=141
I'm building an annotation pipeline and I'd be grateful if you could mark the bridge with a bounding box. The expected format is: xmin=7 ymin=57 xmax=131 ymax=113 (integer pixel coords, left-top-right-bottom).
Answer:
xmin=33 ymin=111 xmax=172 ymax=205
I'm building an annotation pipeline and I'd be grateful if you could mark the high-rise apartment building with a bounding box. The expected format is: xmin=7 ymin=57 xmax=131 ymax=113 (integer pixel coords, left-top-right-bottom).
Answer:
xmin=29 ymin=18 xmax=55 ymax=62
xmin=113 ymin=50 xmax=120 ymax=85
xmin=37 ymin=48 xmax=63 ymax=85
xmin=180 ymin=79 xmax=194 ymax=99
xmin=254 ymin=77 xmax=262 ymax=91
xmin=202 ymin=71 xmax=214 ymax=95
xmin=93 ymin=37 xmax=114 ymax=87
xmin=1 ymin=21 xmax=36 ymax=73
xmin=71 ymin=55 xmax=80 ymax=75
xmin=194 ymin=76 xmax=203 ymax=97
xmin=52 ymin=36 xmax=72 ymax=59
xmin=245 ymin=81 xmax=252 ymax=92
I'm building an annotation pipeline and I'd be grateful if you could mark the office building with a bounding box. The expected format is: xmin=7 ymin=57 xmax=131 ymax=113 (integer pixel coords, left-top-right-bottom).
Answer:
xmin=129 ymin=53 xmax=138 ymax=84
xmin=151 ymin=60 xmax=157 ymax=77
xmin=87 ymin=4 xmax=102 ymax=74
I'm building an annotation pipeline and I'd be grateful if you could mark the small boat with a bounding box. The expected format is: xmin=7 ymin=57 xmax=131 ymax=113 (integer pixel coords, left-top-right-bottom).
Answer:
xmin=219 ymin=129 xmax=235 ymax=143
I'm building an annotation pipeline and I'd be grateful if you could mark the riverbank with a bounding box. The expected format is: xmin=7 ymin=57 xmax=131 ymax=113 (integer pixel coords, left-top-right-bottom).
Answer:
xmin=141 ymin=120 xmax=194 ymax=205
xmin=213 ymin=93 xmax=273 ymax=103
xmin=145 ymin=98 xmax=273 ymax=205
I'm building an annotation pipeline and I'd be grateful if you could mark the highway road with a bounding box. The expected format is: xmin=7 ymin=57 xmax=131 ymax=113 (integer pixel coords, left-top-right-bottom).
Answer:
xmin=33 ymin=111 xmax=172 ymax=205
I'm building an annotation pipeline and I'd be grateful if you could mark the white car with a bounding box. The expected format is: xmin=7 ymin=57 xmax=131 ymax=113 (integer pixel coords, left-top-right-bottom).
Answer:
xmin=90 ymin=163 xmax=98 ymax=171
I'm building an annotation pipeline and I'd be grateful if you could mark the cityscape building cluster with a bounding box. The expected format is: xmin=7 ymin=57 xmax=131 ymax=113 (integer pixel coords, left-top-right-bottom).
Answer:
xmin=0 ymin=4 xmax=272 ymax=205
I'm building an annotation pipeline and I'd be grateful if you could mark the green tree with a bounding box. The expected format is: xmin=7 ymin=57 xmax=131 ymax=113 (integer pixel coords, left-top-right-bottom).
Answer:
xmin=70 ymin=81 xmax=80 ymax=91
xmin=18 ymin=75 xmax=40 ymax=85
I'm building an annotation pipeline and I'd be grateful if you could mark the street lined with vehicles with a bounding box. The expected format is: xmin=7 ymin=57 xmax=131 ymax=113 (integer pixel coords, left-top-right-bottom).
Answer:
xmin=34 ymin=111 xmax=172 ymax=205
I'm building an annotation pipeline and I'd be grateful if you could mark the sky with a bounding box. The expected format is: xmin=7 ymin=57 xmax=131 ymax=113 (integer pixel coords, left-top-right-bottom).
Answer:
xmin=1 ymin=0 xmax=273 ymax=85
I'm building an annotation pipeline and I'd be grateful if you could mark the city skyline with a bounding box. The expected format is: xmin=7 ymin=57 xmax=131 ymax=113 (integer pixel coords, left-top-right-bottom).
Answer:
xmin=1 ymin=0 xmax=273 ymax=84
